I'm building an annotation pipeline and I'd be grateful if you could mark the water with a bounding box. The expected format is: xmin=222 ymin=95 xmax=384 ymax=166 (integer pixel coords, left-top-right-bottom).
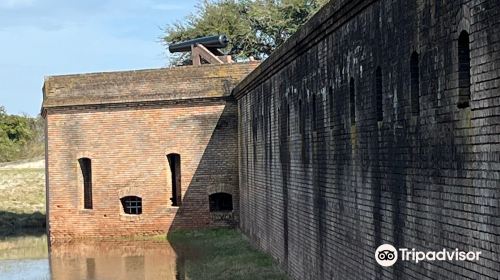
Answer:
xmin=0 ymin=235 xmax=180 ymax=280
xmin=0 ymin=230 xmax=288 ymax=280
xmin=0 ymin=259 xmax=50 ymax=280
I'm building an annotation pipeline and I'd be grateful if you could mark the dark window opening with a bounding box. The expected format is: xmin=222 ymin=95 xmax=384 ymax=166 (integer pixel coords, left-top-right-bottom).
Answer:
xmin=375 ymin=67 xmax=383 ymax=121
xmin=286 ymin=102 xmax=291 ymax=136
xmin=121 ymin=196 xmax=142 ymax=215
xmin=299 ymin=99 xmax=304 ymax=134
xmin=78 ymin=158 xmax=92 ymax=209
xmin=375 ymin=67 xmax=384 ymax=121
xmin=329 ymin=86 xmax=334 ymax=123
xmin=312 ymin=94 xmax=317 ymax=131
xmin=277 ymin=107 xmax=280 ymax=125
xmin=350 ymin=77 xmax=356 ymax=125
xmin=410 ymin=52 xmax=420 ymax=115
xmin=167 ymin=153 xmax=182 ymax=206
xmin=209 ymin=193 xmax=233 ymax=212
xmin=458 ymin=31 xmax=471 ymax=108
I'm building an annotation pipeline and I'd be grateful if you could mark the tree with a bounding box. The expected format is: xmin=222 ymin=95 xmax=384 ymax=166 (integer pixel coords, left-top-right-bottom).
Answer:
xmin=0 ymin=106 xmax=44 ymax=162
xmin=162 ymin=0 xmax=328 ymax=64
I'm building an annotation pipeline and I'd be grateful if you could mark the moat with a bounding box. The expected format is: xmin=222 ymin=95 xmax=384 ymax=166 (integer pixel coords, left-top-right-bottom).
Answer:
xmin=0 ymin=229 xmax=287 ymax=280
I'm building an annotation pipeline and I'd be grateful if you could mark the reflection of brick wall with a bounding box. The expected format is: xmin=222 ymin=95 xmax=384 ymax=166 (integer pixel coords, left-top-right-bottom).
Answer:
xmin=43 ymin=63 xmax=257 ymax=242
xmin=234 ymin=0 xmax=500 ymax=279
xmin=50 ymin=240 xmax=177 ymax=279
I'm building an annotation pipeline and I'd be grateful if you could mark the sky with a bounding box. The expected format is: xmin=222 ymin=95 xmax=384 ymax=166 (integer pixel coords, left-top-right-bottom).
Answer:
xmin=0 ymin=0 xmax=198 ymax=116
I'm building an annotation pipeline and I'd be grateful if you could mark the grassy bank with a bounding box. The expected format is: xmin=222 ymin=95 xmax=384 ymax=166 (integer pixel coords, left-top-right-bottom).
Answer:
xmin=168 ymin=229 xmax=288 ymax=280
xmin=0 ymin=167 xmax=45 ymax=236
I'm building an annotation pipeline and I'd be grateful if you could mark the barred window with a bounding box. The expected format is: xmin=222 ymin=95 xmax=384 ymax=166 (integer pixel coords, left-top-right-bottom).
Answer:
xmin=121 ymin=196 xmax=142 ymax=215
xmin=209 ymin=193 xmax=233 ymax=212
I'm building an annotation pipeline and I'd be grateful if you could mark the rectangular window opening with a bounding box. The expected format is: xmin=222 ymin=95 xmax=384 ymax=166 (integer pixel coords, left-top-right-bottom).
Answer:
xmin=121 ymin=196 xmax=142 ymax=215
xmin=375 ymin=67 xmax=384 ymax=121
xmin=458 ymin=30 xmax=471 ymax=109
xmin=312 ymin=94 xmax=317 ymax=131
xmin=167 ymin=154 xmax=182 ymax=206
xmin=410 ymin=52 xmax=420 ymax=115
xmin=350 ymin=78 xmax=356 ymax=125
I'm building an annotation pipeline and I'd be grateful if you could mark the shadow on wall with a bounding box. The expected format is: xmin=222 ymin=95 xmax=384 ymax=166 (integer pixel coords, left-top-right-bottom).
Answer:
xmin=0 ymin=210 xmax=46 ymax=237
xmin=169 ymin=101 xmax=239 ymax=231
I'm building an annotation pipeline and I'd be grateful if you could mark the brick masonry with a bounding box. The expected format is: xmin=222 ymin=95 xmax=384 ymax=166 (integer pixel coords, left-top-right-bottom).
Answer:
xmin=234 ymin=0 xmax=500 ymax=279
xmin=42 ymin=63 xmax=258 ymax=243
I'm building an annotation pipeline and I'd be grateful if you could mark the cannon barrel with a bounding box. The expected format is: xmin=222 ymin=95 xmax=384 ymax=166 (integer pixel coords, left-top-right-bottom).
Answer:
xmin=169 ymin=35 xmax=229 ymax=53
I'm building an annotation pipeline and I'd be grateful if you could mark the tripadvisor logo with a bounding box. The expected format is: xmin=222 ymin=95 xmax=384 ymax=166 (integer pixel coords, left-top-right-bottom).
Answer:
xmin=375 ymin=244 xmax=481 ymax=267
xmin=375 ymin=244 xmax=398 ymax=267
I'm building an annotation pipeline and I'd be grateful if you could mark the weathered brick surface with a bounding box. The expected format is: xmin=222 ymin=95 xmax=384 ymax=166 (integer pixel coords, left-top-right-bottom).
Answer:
xmin=234 ymin=0 xmax=500 ymax=279
xmin=42 ymin=64 xmax=252 ymax=108
xmin=42 ymin=63 xmax=257 ymax=243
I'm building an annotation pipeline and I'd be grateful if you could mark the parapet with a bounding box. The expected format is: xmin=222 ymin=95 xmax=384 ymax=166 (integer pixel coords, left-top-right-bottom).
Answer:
xmin=42 ymin=62 xmax=258 ymax=114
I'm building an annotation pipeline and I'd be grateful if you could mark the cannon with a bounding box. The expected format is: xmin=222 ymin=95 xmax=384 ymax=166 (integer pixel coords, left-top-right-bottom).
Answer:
xmin=168 ymin=35 xmax=232 ymax=66
xmin=168 ymin=35 xmax=229 ymax=53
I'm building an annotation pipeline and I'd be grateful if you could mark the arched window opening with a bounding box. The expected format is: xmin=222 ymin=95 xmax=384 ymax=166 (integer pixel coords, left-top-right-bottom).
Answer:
xmin=458 ymin=31 xmax=471 ymax=108
xmin=410 ymin=52 xmax=420 ymax=115
xmin=167 ymin=153 xmax=181 ymax=206
xmin=375 ymin=67 xmax=383 ymax=121
xmin=350 ymin=77 xmax=356 ymax=125
xmin=121 ymin=196 xmax=142 ymax=215
xmin=78 ymin=158 xmax=92 ymax=209
xmin=209 ymin=193 xmax=233 ymax=212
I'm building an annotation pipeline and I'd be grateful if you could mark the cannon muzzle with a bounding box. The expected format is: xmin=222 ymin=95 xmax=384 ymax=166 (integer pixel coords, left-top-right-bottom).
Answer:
xmin=169 ymin=35 xmax=229 ymax=53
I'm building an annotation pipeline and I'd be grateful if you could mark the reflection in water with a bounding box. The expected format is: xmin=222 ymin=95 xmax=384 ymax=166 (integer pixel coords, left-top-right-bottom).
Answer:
xmin=86 ymin=258 xmax=95 ymax=279
xmin=49 ymin=239 xmax=179 ymax=280
xmin=0 ymin=230 xmax=288 ymax=280
xmin=0 ymin=235 xmax=187 ymax=280
xmin=0 ymin=234 xmax=48 ymax=260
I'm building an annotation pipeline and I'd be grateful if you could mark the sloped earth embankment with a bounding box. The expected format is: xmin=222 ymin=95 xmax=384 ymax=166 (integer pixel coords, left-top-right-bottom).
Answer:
xmin=0 ymin=159 xmax=45 ymax=236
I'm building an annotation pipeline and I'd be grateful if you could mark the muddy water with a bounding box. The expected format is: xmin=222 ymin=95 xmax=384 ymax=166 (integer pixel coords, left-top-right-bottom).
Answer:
xmin=0 ymin=235 xmax=184 ymax=280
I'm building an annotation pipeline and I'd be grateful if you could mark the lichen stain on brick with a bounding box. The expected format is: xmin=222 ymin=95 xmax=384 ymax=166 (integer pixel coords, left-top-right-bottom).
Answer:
xmin=233 ymin=0 xmax=500 ymax=279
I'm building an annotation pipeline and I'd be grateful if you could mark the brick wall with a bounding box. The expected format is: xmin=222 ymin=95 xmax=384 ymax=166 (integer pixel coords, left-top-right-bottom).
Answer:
xmin=234 ymin=0 xmax=500 ymax=279
xmin=42 ymin=63 xmax=257 ymax=243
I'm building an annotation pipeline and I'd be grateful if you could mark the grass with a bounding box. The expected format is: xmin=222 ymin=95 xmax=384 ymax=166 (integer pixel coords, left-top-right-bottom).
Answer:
xmin=0 ymin=168 xmax=46 ymax=236
xmin=167 ymin=228 xmax=288 ymax=280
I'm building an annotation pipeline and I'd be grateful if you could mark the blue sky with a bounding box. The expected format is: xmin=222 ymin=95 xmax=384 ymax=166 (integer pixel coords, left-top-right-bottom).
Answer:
xmin=0 ymin=0 xmax=197 ymax=116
